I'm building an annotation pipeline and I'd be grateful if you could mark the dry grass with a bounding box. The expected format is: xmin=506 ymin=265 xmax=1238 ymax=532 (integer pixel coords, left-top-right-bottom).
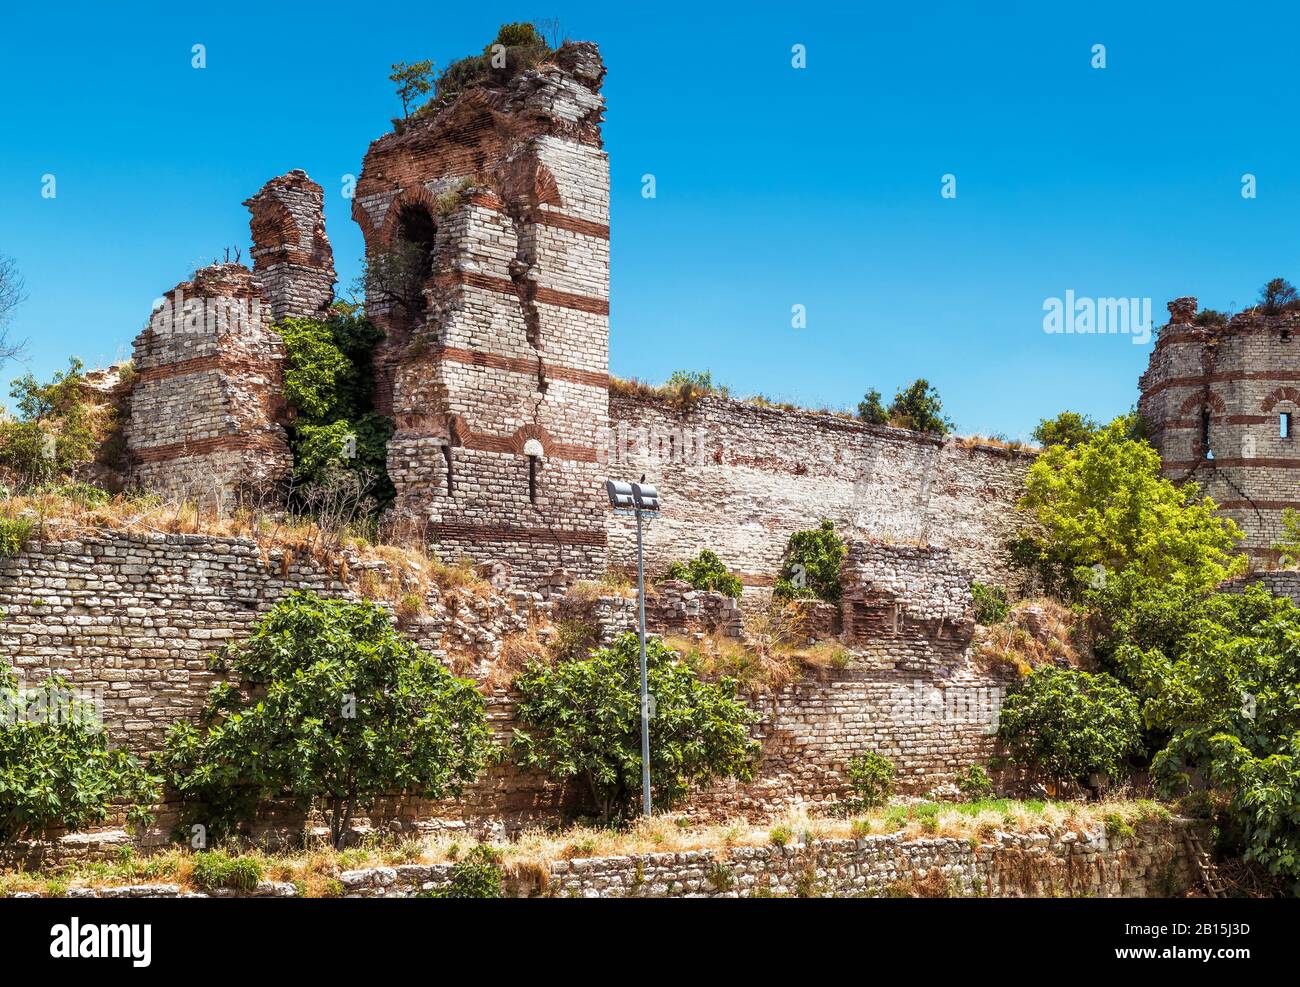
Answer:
xmin=0 ymin=488 xmax=493 ymax=608
xmin=0 ymin=799 xmax=1172 ymax=897
xmin=974 ymin=598 xmax=1088 ymax=677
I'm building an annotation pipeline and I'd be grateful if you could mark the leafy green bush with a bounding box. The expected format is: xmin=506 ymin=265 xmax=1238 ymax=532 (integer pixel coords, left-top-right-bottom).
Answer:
xmin=854 ymin=380 xmax=952 ymax=434
xmin=997 ymin=666 xmax=1143 ymax=792
xmin=276 ymin=309 xmax=393 ymax=506
xmin=190 ymin=850 xmax=263 ymax=891
xmin=1121 ymin=586 xmax=1300 ymax=892
xmin=773 ymin=520 xmax=846 ymax=603
xmin=842 ymin=752 xmax=894 ymax=811
xmin=0 ymin=515 xmax=33 ymax=557
xmin=663 ymin=549 xmax=743 ymax=598
xmin=887 ymin=379 xmax=952 ymax=435
xmin=512 ymin=632 xmax=760 ymax=823
xmin=856 ymin=388 xmax=888 ymax=425
xmin=970 ymin=582 xmax=1010 ymax=625
xmin=155 ymin=592 xmax=492 ymax=847
xmin=955 ymin=765 xmax=995 ymax=800
xmin=0 ymin=670 xmax=158 ymax=841
xmin=420 ymin=844 xmax=503 ymax=898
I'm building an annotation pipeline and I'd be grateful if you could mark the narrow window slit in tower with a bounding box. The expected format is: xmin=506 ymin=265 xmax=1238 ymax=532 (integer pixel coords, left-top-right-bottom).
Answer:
xmin=1283 ymin=412 xmax=1293 ymax=440
xmin=1201 ymin=409 xmax=1212 ymax=459
xmin=528 ymin=456 xmax=538 ymax=504
xmin=442 ymin=445 xmax=454 ymax=495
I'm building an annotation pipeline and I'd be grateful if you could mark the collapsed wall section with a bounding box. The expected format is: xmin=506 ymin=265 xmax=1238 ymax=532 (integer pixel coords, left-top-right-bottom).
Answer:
xmin=606 ymin=393 xmax=1034 ymax=600
xmin=124 ymin=264 xmax=293 ymax=506
xmin=1139 ymin=297 xmax=1300 ymax=566
xmin=353 ymin=42 xmax=610 ymax=587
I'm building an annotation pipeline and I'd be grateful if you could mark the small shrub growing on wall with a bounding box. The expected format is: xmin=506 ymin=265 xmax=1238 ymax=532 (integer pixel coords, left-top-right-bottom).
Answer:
xmin=970 ymin=582 xmax=1010 ymax=625
xmin=663 ymin=549 xmax=743 ymax=598
xmin=955 ymin=765 xmax=995 ymax=801
xmin=420 ymin=845 xmax=502 ymax=898
xmin=841 ymin=751 xmax=895 ymax=812
xmin=997 ymin=666 xmax=1142 ymax=794
xmin=773 ymin=520 xmax=846 ymax=603
xmin=0 ymin=515 xmax=33 ymax=557
xmin=0 ymin=670 xmax=158 ymax=842
xmin=512 ymin=632 xmax=761 ymax=824
xmin=156 ymin=592 xmax=493 ymax=848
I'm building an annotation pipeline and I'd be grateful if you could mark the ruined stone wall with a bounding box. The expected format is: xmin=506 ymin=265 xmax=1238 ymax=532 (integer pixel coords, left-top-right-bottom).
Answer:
xmin=244 ymin=169 xmax=336 ymax=322
xmin=1139 ymin=297 xmax=1300 ymax=567
xmin=1 ymin=529 xmax=1011 ymax=831
xmin=124 ymin=264 xmax=293 ymax=506
xmin=355 ymin=42 xmax=610 ymax=587
xmin=35 ymin=819 xmax=1195 ymax=899
xmin=607 ymin=393 xmax=1034 ymax=601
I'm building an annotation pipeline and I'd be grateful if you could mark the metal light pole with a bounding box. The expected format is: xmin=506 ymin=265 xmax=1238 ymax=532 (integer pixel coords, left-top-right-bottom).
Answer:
xmin=605 ymin=477 xmax=660 ymax=818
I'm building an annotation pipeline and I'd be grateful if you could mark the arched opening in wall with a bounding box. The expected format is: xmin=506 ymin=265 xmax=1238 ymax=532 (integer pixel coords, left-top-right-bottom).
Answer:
xmin=1201 ymin=409 xmax=1213 ymax=459
xmin=441 ymin=443 xmax=455 ymax=495
xmin=523 ymin=438 xmax=544 ymax=505
xmin=373 ymin=203 xmax=436 ymax=324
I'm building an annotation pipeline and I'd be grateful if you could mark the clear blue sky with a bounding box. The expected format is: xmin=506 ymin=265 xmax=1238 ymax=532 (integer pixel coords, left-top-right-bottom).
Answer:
xmin=2 ymin=1 xmax=1298 ymax=438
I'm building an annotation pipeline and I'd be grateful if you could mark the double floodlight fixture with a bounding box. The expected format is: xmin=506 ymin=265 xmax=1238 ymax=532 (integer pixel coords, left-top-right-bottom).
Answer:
xmin=605 ymin=477 xmax=660 ymax=514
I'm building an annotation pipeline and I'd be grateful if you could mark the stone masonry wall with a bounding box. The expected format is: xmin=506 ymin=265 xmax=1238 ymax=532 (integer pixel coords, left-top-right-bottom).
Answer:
xmin=124 ymin=264 xmax=293 ymax=507
xmin=1139 ymin=297 xmax=1300 ymax=567
xmin=607 ymin=393 xmax=1035 ymax=604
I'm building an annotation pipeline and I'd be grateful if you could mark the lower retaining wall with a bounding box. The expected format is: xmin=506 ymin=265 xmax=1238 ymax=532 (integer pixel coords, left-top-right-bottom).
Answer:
xmin=22 ymin=819 xmax=1196 ymax=899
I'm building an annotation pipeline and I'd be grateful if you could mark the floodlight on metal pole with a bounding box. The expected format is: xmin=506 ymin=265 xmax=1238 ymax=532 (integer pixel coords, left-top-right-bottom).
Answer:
xmin=604 ymin=475 xmax=661 ymax=818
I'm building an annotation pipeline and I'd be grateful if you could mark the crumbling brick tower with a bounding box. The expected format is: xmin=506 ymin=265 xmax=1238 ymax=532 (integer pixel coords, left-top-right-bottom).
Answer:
xmin=1139 ymin=296 xmax=1300 ymax=568
xmin=126 ymin=170 xmax=336 ymax=506
xmin=353 ymin=42 xmax=610 ymax=585
xmin=125 ymin=264 xmax=293 ymax=506
xmin=244 ymin=170 xmax=337 ymax=322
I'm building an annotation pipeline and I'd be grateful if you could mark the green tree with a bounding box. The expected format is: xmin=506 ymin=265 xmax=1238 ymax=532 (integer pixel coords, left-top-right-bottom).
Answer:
xmin=888 ymin=378 xmax=952 ymax=435
xmin=856 ymin=388 xmax=888 ymax=425
xmin=773 ymin=520 xmax=846 ymax=602
xmin=389 ymin=59 xmax=436 ymax=119
xmin=664 ymin=549 xmax=743 ymax=598
xmin=156 ymin=592 xmax=493 ymax=847
xmin=1120 ymin=587 xmax=1300 ymax=891
xmin=1032 ymin=411 xmax=1099 ymax=450
xmin=512 ymin=633 xmax=760 ymax=824
xmin=1013 ymin=417 xmax=1246 ymax=609
xmin=0 ymin=670 xmax=158 ymax=841
xmin=0 ymin=357 xmax=96 ymax=483
xmin=1260 ymin=277 xmax=1299 ymax=314
xmin=997 ymin=666 xmax=1143 ymax=793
